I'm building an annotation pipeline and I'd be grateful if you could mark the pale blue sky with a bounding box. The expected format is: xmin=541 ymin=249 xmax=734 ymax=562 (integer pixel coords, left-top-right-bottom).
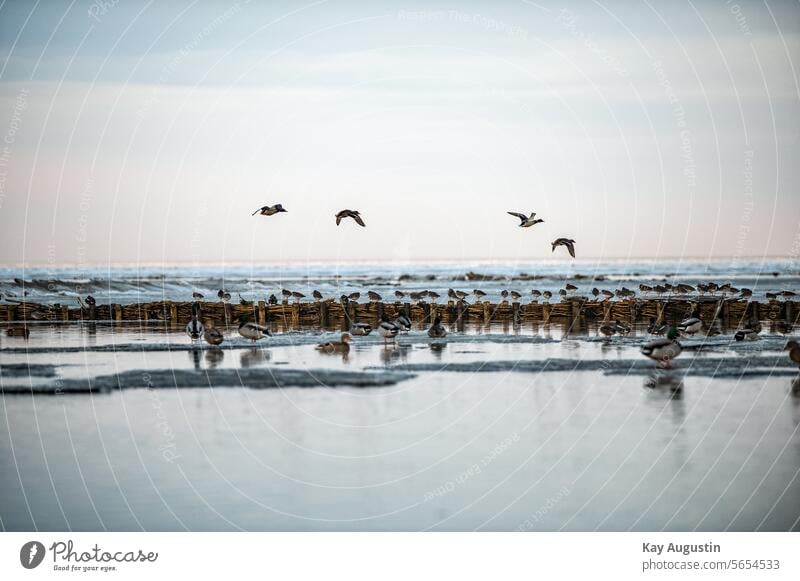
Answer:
xmin=0 ymin=0 xmax=798 ymax=266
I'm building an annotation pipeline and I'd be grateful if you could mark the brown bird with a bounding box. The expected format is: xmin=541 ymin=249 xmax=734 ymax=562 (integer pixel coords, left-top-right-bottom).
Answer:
xmin=335 ymin=209 xmax=365 ymax=227
xmin=785 ymin=340 xmax=800 ymax=367
xmin=551 ymin=238 xmax=576 ymax=258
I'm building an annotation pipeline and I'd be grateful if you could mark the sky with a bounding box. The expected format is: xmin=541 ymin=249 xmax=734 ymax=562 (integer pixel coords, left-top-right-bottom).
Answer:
xmin=0 ymin=0 xmax=798 ymax=267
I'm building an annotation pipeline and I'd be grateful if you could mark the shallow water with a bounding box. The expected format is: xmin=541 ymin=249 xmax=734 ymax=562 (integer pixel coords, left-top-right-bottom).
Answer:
xmin=3 ymin=259 xmax=799 ymax=304
xmin=1 ymin=323 xmax=799 ymax=531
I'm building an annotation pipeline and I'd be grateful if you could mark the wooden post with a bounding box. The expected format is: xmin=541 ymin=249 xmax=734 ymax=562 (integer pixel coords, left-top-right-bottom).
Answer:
xmin=543 ymin=302 xmax=552 ymax=324
xmin=785 ymin=301 xmax=793 ymax=325
xmin=602 ymin=301 xmax=612 ymax=323
xmin=169 ymin=303 xmax=178 ymax=324
xmin=114 ymin=304 xmax=122 ymax=322
xmin=291 ymin=303 xmax=300 ymax=328
xmin=512 ymin=302 xmax=520 ymax=326
xmin=224 ymin=302 xmax=232 ymax=325
xmin=483 ymin=302 xmax=491 ymax=325
xmin=319 ymin=301 xmax=328 ymax=328
xmin=403 ymin=303 xmax=411 ymax=319
xmin=429 ymin=303 xmax=438 ymax=324
xmin=457 ymin=301 xmax=466 ymax=332
xmin=376 ymin=302 xmax=384 ymax=323
xmin=257 ymin=301 xmax=267 ymax=326
xmin=62 ymin=305 xmax=70 ymax=321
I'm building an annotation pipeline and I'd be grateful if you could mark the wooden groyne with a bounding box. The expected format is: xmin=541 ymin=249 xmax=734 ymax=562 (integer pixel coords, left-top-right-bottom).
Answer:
xmin=1 ymin=297 xmax=797 ymax=333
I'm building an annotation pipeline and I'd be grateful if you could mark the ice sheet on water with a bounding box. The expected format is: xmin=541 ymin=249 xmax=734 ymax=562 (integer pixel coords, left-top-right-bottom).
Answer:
xmin=0 ymin=367 xmax=416 ymax=394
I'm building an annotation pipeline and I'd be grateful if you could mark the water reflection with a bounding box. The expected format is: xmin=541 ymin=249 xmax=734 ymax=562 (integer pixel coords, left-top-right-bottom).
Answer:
xmin=205 ymin=348 xmax=225 ymax=369
xmin=188 ymin=349 xmax=201 ymax=371
xmin=429 ymin=342 xmax=447 ymax=359
xmin=644 ymin=373 xmax=685 ymax=399
xmin=380 ymin=343 xmax=411 ymax=365
xmin=240 ymin=348 xmax=270 ymax=368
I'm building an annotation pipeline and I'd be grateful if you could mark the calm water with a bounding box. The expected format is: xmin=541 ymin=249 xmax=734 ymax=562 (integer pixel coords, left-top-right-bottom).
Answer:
xmin=1 ymin=322 xmax=799 ymax=531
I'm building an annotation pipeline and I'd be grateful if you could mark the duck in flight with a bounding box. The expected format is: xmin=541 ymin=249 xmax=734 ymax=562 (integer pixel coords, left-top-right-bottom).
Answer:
xmin=252 ymin=203 xmax=287 ymax=216
xmin=551 ymin=238 xmax=576 ymax=258
xmin=507 ymin=211 xmax=544 ymax=228
xmin=336 ymin=209 xmax=365 ymax=227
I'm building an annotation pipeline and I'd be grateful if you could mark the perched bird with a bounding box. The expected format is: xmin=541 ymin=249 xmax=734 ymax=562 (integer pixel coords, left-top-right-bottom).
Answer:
xmin=510 ymin=290 xmax=522 ymax=302
xmin=531 ymin=289 xmax=542 ymax=300
xmin=281 ymin=289 xmax=292 ymax=300
xmin=85 ymin=295 xmax=97 ymax=307
xmin=239 ymin=294 xmax=253 ymax=307
xmin=394 ymin=290 xmax=405 ymax=301
xmin=551 ymin=238 xmax=576 ymax=258
xmin=393 ymin=314 xmax=412 ymax=333
xmin=785 ymin=340 xmax=800 ymax=367
xmin=291 ymin=291 xmax=305 ymax=303
xmin=237 ymin=316 xmax=271 ymax=342
xmin=185 ymin=303 xmax=205 ymax=340
xmin=427 ymin=291 xmax=440 ymax=303
xmin=378 ymin=318 xmax=399 ymax=345
xmin=678 ymin=317 xmax=703 ymax=336
xmin=368 ymin=291 xmax=382 ymax=302
xmin=734 ymin=329 xmax=760 ymax=342
xmin=348 ymin=292 xmax=361 ymax=302
xmin=641 ymin=327 xmax=683 ymax=368
xmin=500 ymin=290 xmax=509 ymax=301
xmin=428 ymin=316 xmax=447 ymax=339
xmin=350 ymin=322 xmax=372 ymax=336
xmin=252 ymin=203 xmax=287 ymax=216
xmin=268 ymin=294 xmax=278 ymax=305
xmin=639 ymin=284 xmax=653 ymax=295
xmin=591 ymin=288 xmax=600 ymax=300
xmin=455 ymin=290 xmax=469 ymax=301
xmin=474 ymin=289 xmax=487 ymax=302
xmin=203 ymin=323 xmax=224 ymax=346
xmin=192 ymin=291 xmax=204 ymax=300
xmin=779 ymin=290 xmax=797 ymax=298
xmin=740 ymin=288 xmax=753 ymax=299
xmin=601 ymin=289 xmax=614 ymax=301
xmin=558 ymin=289 xmax=568 ymax=299
xmin=507 ymin=211 xmax=544 ymax=228
xmin=409 ymin=292 xmax=423 ymax=303
xmin=217 ymin=289 xmax=231 ymax=302
xmin=766 ymin=292 xmax=778 ymax=301
xmin=542 ymin=290 xmax=553 ymax=302
xmin=565 ymin=283 xmax=578 ymax=292
xmin=312 ymin=290 xmax=323 ymax=302
xmin=316 ymin=333 xmax=352 ymax=354
xmin=335 ymin=209 xmax=365 ymax=227
xmin=448 ymin=288 xmax=459 ymax=301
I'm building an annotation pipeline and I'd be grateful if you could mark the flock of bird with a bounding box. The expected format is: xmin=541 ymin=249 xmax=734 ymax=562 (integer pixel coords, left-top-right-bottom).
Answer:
xmin=252 ymin=203 xmax=577 ymax=258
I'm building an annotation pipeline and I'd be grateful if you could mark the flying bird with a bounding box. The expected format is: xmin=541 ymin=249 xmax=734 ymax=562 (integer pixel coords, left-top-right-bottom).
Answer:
xmin=551 ymin=238 xmax=576 ymax=258
xmin=507 ymin=211 xmax=544 ymax=228
xmin=252 ymin=203 xmax=287 ymax=216
xmin=335 ymin=209 xmax=366 ymax=227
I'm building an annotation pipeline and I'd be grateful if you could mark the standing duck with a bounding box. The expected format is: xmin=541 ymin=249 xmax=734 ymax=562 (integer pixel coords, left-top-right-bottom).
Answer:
xmin=316 ymin=333 xmax=352 ymax=354
xmin=237 ymin=316 xmax=271 ymax=342
xmin=428 ymin=316 xmax=447 ymax=339
xmin=378 ymin=318 xmax=399 ymax=345
xmin=641 ymin=327 xmax=683 ymax=368
xmin=203 ymin=321 xmax=224 ymax=346
xmin=185 ymin=303 xmax=205 ymax=340
xmin=393 ymin=313 xmax=412 ymax=333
